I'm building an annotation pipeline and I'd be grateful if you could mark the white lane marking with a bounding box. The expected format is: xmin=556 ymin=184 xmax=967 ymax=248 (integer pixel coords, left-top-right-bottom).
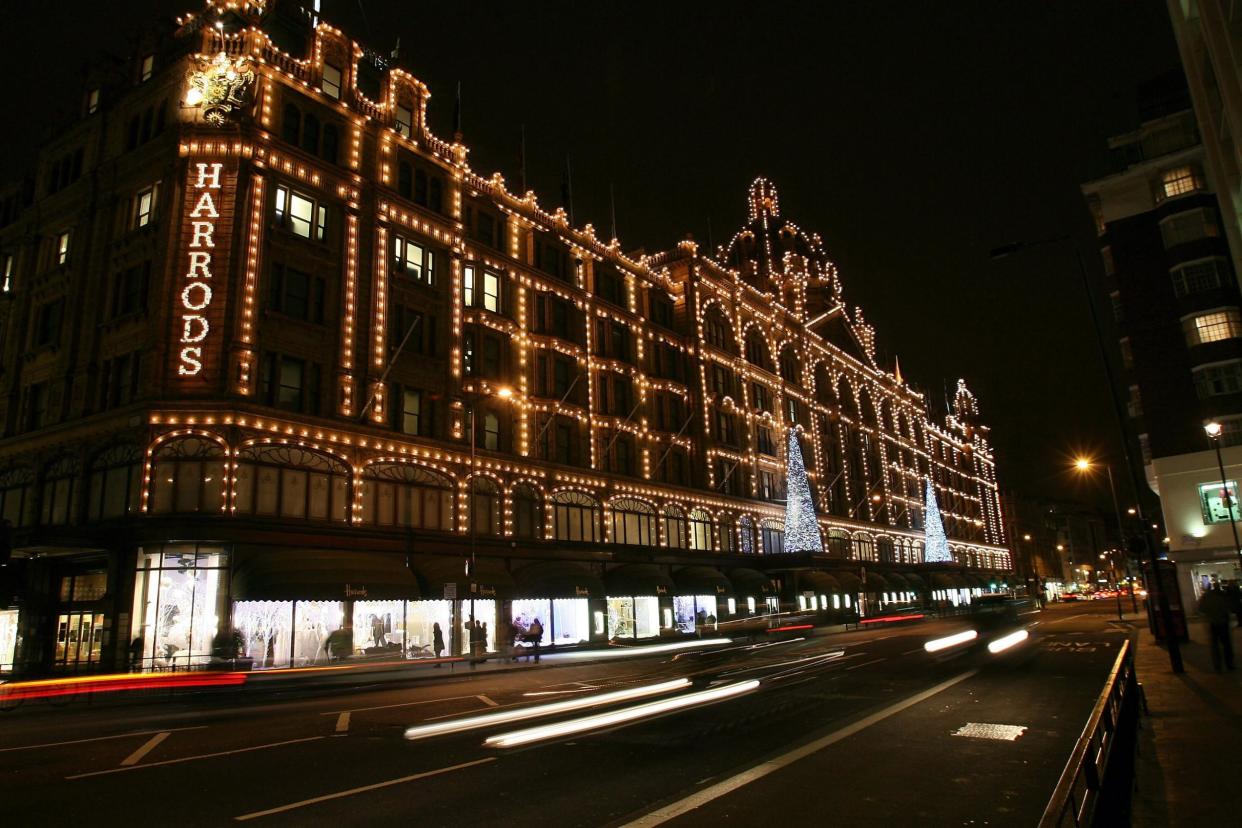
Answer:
xmin=320 ymin=694 xmax=482 ymax=716
xmin=477 ymin=694 xmax=499 ymax=707
xmin=846 ymin=658 xmax=887 ymax=671
xmin=0 ymin=726 xmax=208 ymax=753
xmin=120 ymin=731 xmax=169 ymax=766
xmin=66 ymin=737 xmax=325 ymax=780
xmin=334 ymin=712 xmax=350 ymax=733
xmin=901 ymin=648 xmax=925 ymax=656
xmin=233 ymin=757 xmax=497 ymax=821
xmin=1046 ymin=613 xmax=1087 ymax=625
xmin=620 ymin=669 xmax=979 ymax=827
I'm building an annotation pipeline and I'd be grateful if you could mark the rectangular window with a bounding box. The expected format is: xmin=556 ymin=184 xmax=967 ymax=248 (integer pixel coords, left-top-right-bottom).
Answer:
xmin=1194 ymin=361 xmax=1242 ymax=397
xmin=394 ymin=105 xmax=413 ymax=138
xmin=278 ymin=358 xmax=305 ymax=411
xmin=322 ymin=63 xmax=342 ymax=99
xmin=56 ymin=231 xmax=70 ymax=266
xmin=757 ymin=427 xmax=775 ymax=456
xmin=1110 ymin=292 xmax=1123 ymax=325
xmin=1161 ymin=166 xmax=1202 ymax=199
xmin=1183 ymin=308 xmax=1242 ymax=345
xmin=1199 ymin=480 xmax=1241 ymax=524
xmin=1160 ymin=208 xmax=1218 ymax=249
xmin=2 ymin=254 xmax=12 ymax=292
xmin=140 ymin=54 xmax=154 ymax=82
xmin=463 ymin=265 xmax=500 ymax=312
xmin=275 ymin=185 xmax=328 ymax=241
xmin=86 ymin=88 xmax=100 ymax=115
xmin=1171 ymin=259 xmax=1226 ymax=297
xmin=114 ymin=261 xmax=150 ymax=317
xmin=133 ymin=186 xmax=156 ymax=228
xmin=401 ymin=388 xmax=422 ymax=436
xmin=26 ymin=382 xmax=48 ymax=430
xmin=34 ymin=298 xmax=64 ymax=347
xmin=393 ymin=235 xmax=435 ymax=286
xmin=751 ymin=382 xmax=771 ymax=412
xmin=481 ymin=336 xmax=501 ymax=377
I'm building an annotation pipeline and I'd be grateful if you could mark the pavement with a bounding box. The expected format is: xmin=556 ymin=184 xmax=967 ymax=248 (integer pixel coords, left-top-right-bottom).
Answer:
xmin=1132 ymin=612 xmax=1242 ymax=828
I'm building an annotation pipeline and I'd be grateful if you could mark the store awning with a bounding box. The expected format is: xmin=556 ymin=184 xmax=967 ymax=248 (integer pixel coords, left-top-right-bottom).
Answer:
xmin=411 ymin=555 xmax=515 ymax=600
xmin=513 ymin=561 xmax=604 ymax=599
xmin=902 ymin=572 xmax=927 ymax=592
xmin=863 ymin=572 xmax=889 ymax=593
xmin=834 ymin=571 xmax=862 ymax=594
xmin=728 ymin=568 xmax=772 ymax=596
xmin=963 ymin=574 xmax=984 ymax=588
xmin=885 ymin=572 xmax=910 ymax=592
xmin=931 ymin=572 xmax=957 ymax=589
xmin=673 ymin=566 xmax=732 ymax=596
xmin=231 ymin=550 xmax=421 ymax=601
xmin=605 ymin=564 xmax=675 ymax=597
xmin=799 ymin=571 xmax=841 ymax=595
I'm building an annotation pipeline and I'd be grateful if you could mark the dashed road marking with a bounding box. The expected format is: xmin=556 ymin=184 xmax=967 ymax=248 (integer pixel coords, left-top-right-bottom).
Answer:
xmin=0 ymin=726 xmax=207 ymax=754
xmin=66 ymin=736 xmax=325 ymax=780
xmin=477 ymin=694 xmax=499 ymax=707
xmin=846 ymin=658 xmax=887 ymax=671
xmin=334 ymin=712 xmax=350 ymax=733
xmin=120 ymin=731 xmax=169 ymax=766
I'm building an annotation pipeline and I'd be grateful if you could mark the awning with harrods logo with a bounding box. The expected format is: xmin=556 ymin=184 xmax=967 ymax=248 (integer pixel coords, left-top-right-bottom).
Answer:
xmin=230 ymin=549 xmax=421 ymax=601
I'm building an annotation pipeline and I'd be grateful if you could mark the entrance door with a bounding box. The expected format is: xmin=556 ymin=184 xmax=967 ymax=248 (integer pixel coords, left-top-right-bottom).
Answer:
xmin=54 ymin=612 xmax=106 ymax=671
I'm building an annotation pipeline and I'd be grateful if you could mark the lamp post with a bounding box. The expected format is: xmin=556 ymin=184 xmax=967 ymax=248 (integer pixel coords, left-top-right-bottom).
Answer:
xmin=1204 ymin=422 xmax=1242 ymax=574
xmin=465 ymin=385 xmax=512 ymax=659
xmin=1074 ymin=458 xmax=1131 ymax=619
xmin=992 ymin=237 xmax=1182 ymax=671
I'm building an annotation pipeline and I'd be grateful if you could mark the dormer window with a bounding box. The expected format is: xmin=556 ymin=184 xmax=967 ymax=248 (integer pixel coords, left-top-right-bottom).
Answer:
xmin=140 ymin=54 xmax=154 ymax=83
xmin=395 ymin=105 xmax=413 ymax=138
xmin=86 ymin=88 xmax=100 ymax=115
xmin=322 ymin=63 xmax=342 ymax=99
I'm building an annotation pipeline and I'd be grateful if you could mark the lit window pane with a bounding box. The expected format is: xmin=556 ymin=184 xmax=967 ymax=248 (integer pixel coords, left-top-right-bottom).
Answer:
xmin=322 ymin=64 xmax=342 ymax=99
xmin=289 ymin=192 xmax=313 ymax=238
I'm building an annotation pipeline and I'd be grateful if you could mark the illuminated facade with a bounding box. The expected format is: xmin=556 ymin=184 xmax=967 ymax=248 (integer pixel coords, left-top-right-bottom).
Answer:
xmin=0 ymin=0 xmax=1008 ymax=674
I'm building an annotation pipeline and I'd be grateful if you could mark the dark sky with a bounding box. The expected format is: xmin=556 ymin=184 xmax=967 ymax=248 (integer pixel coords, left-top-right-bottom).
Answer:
xmin=0 ymin=0 xmax=1183 ymax=510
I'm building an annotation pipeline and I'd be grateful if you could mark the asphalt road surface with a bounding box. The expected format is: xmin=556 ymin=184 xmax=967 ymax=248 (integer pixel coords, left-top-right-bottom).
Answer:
xmin=0 ymin=600 xmax=1129 ymax=826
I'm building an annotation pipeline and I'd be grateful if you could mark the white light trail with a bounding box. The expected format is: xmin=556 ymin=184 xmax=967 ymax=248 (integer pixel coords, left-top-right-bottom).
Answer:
xmin=484 ymin=680 xmax=760 ymax=748
xmin=987 ymin=629 xmax=1029 ymax=654
xmin=403 ymin=678 xmax=690 ymax=741
xmin=553 ymin=638 xmax=732 ymax=660
xmin=923 ymin=629 xmax=978 ymax=653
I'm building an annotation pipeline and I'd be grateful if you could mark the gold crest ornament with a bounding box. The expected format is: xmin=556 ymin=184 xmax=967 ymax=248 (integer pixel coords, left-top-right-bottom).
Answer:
xmin=184 ymin=52 xmax=255 ymax=126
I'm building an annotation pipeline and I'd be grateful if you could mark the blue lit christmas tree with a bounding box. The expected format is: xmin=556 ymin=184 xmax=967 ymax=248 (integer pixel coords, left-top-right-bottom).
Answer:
xmin=783 ymin=430 xmax=823 ymax=553
xmin=923 ymin=478 xmax=953 ymax=563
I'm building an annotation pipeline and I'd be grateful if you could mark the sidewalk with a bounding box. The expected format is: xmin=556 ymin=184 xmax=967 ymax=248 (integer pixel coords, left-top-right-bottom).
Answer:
xmin=1132 ymin=615 xmax=1242 ymax=827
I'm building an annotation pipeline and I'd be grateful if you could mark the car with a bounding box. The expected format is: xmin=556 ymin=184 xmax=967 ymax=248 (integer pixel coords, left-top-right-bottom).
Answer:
xmin=1061 ymin=592 xmax=1081 ymax=601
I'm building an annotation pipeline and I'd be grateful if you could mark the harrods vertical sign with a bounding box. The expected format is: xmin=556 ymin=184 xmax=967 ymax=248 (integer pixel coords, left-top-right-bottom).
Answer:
xmin=171 ymin=158 xmax=238 ymax=388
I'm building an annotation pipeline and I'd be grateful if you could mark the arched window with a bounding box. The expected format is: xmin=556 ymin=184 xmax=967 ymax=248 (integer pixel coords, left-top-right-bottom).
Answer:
xmin=360 ymin=463 xmax=453 ymax=530
xmin=414 ymin=168 xmax=428 ymax=204
xmin=688 ymin=509 xmax=712 ymax=551
xmin=301 ymin=113 xmax=320 ymax=154
xmin=87 ymin=444 xmax=142 ymax=521
xmin=760 ymin=519 xmax=785 ymax=554
xmin=718 ymin=516 xmax=736 ymax=553
xmin=912 ymin=540 xmax=925 ymax=564
xmin=322 ymin=123 xmax=339 ymax=165
xmin=826 ymin=528 xmax=851 ymax=557
xmin=41 ymin=454 xmax=80 ymax=526
xmin=877 ymin=535 xmax=895 ymax=563
xmin=513 ymin=483 xmax=543 ymax=540
xmin=282 ymin=103 xmax=300 ymax=145
xmin=662 ymin=504 xmax=688 ymax=549
xmin=739 ymin=515 xmax=755 ymax=554
xmin=397 ymin=162 xmax=412 ymax=200
xmin=235 ymin=445 xmax=350 ymax=522
xmin=853 ymin=532 xmax=875 ymax=562
xmin=552 ymin=490 xmax=601 ymax=542
xmin=429 ymin=177 xmax=443 ymax=213
xmin=779 ymin=345 xmax=800 ymax=385
xmin=150 ymin=436 xmax=227 ymax=514
xmin=470 ymin=477 xmax=502 ymax=536
xmin=610 ymin=498 xmax=656 ymax=546
xmin=814 ymin=364 xmax=835 ymax=406
xmin=704 ymin=306 xmax=733 ymax=352
xmin=0 ymin=466 xmax=35 ymax=527
xmin=744 ymin=328 xmax=771 ymax=371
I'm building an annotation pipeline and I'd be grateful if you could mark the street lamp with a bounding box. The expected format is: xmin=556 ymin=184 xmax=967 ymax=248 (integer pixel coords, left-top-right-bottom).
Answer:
xmin=1203 ymin=422 xmax=1242 ymax=574
xmin=464 ymin=384 xmax=513 ymax=658
xmin=992 ymin=237 xmax=1182 ymax=671
xmin=1073 ymin=457 xmax=1133 ymax=618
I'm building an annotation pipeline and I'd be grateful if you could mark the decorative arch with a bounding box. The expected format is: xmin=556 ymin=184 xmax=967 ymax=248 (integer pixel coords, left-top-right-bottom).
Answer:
xmin=551 ymin=489 xmax=602 ymax=542
xmin=40 ymin=453 xmax=81 ymax=526
xmin=148 ymin=433 xmax=229 ymax=515
xmin=852 ymin=531 xmax=876 ymax=562
xmin=87 ymin=442 xmax=142 ymax=521
xmin=702 ymin=302 xmax=735 ymax=353
xmin=687 ymin=508 xmax=713 ymax=551
xmin=759 ymin=517 xmax=785 ymax=554
xmin=235 ymin=443 xmax=351 ymax=522
xmin=466 ymin=473 xmax=503 ymax=537
xmin=609 ymin=496 xmax=657 ymax=546
xmin=509 ymin=479 xmax=545 ymax=540
xmin=360 ymin=460 xmax=454 ymax=530
xmin=743 ymin=324 xmax=773 ymax=372
xmin=738 ymin=514 xmax=757 ymax=554
xmin=778 ymin=342 xmax=801 ymax=386
xmin=661 ymin=502 xmax=688 ymax=549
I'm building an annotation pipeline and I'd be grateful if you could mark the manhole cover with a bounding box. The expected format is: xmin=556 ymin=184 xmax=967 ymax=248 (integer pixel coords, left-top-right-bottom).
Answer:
xmin=952 ymin=722 xmax=1028 ymax=741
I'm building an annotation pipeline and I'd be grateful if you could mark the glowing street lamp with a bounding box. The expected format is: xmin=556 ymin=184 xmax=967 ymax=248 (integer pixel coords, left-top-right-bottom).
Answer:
xmin=1073 ymin=457 xmax=1127 ymax=619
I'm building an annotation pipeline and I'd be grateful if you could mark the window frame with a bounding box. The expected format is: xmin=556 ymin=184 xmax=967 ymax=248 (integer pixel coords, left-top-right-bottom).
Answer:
xmin=274 ymin=184 xmax=330 ymax=242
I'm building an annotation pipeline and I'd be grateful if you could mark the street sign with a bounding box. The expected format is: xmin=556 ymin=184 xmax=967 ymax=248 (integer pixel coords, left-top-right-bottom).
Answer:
xmin=443 ymin=583 xmax=457 ymax=600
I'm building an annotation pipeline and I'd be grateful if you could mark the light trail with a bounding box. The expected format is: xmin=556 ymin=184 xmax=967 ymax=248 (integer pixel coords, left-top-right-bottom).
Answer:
xmin=484 ymin=680 xmax=761 ymax=748
xmin=987 ymin=629 xmax=1030 ymax=653
xmin=404 ymin=678 xmax=691 ymax=741
xmin=923 ymin=629 xmax=978 ymax=653
xmin=552 ymin=638 xmax=732 ymax=660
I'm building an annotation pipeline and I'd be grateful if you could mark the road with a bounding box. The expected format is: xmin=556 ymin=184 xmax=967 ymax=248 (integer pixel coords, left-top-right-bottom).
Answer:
xmin=0 ymin=600 xmax=1129 ymax=826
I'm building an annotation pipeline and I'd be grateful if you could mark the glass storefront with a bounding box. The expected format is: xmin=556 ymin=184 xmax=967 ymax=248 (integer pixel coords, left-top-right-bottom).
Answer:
xmin=54 ymin=612 xmax=105 ymax=669
xmin=353 ymin=599 xmax=404 ymax=655
xmin=131 ymin=545 xmax=228 ymax=670
xmin=406 ymin=599 xmax=451 ymax=657
xmin=458 ymin=598 xmax=496 ymax=655
xmin=0 ymin=608 xmax=16 ymax=672
xmin=606 ymin=596 xmax=660 ymax=639
xmin=233 ymin=600 xmax=345 ymax=668
xmin=673 ymin=595 xmax=718 ymax=633
xmin=509 ymin=598 xmax=589 ymax=647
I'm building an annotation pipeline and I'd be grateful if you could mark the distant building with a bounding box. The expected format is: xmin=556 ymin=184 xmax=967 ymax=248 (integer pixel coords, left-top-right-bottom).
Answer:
xmin=0 ymin=0 xmax=1008 ymax=675
xmin=1081 ymin=75 xmax=1242 ymax=610
xmin=1002 ymin=493 xmax=1111 ymax=596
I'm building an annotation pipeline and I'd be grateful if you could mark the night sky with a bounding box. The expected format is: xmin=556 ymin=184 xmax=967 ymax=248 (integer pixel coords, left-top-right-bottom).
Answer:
xmin=0 ymin=0 xmax=1185 ymax=511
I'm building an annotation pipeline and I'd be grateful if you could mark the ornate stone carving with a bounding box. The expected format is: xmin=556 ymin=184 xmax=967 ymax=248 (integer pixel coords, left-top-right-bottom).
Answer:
xmin=184 ymin=52 xmax=255 ymax=126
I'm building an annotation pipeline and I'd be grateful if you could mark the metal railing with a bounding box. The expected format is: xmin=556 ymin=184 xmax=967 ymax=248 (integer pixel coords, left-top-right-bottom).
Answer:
xmin=1039 ymin=639 xmax=1140 ymax=827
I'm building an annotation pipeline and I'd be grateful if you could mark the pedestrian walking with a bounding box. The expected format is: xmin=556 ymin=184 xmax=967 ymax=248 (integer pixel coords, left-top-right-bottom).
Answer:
xmin=1199 ymin=583 xmax=1235 ymax=672
xmin=1225 ymin=580 xmax=1242 ymax=628
xmin=528 ymin=617 xmax=543 ymax=663
xmin=432 ymin=622 xmax=444 ymax=667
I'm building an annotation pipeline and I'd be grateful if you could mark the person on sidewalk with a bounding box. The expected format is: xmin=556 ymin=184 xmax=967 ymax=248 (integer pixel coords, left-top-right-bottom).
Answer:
xmin=1225 ymin=580 xmax=1242 ymax=628
xmin=527 ymin=617 xmax=543 ymax=663
xmin=432 ymin=622 xmax=444 ymax=667
xmin=1198 ymin=583 xmax=1235 ymax=672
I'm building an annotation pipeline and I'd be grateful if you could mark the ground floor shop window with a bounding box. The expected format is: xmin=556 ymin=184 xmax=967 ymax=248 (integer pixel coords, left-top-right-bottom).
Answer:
xmin=406 ymin=600 xmax=451 ymax=657
xmin=458 ymin=598 xmax=496 ymax=655
xmin=508 ymin=598 xmax=589 ymax=647
xmin=131 ymin=545 xmax=228 ymax=670
xmin=294 ymin=601 xmax=344 ymax=665
xmin=54 ymin=612 xmax=105 ymax=670
xmin=606 ymin=596 xmax=660 ymax=639
xmin=673 ymin=595 xmax=718 ymax=633
xmin=353 ymin=600 xmax=404 ymax=655
xmin=233 ymin=601 xmax=345 ymax=668
xmin=0 ymin=608 xmax=19 ymax=671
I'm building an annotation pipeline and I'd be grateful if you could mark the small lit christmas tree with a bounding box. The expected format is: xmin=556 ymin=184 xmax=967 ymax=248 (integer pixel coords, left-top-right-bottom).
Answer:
xmin=923 ymin=478 xmax=953 ymax=563
xmin=783 ymin=429 xmax=823 ymax=553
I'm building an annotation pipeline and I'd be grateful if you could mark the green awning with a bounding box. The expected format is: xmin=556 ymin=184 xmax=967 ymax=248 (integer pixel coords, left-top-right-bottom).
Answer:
xmin=673 ymin=566 xmax=732 ymax=596
xmin=513 ymin=561 xmax=604 ymax=599
xmin=799 ymin=571 xmax=841 ymax=595
xmin=411 ymin=555 xmax=515 ymax=600
xmin=728 ymin=568 xmax=773 ymax=596
xmin=605 ymin=564 xmax=675 ymax=597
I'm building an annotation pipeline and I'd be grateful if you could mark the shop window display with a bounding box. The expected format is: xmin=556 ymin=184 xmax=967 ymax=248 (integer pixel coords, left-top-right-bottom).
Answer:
xmin=405 ymin=600 xmax=451 ymax=657
xmin=130 ymin=545 xmax=228 ymax=670
xmin=353 ymin=600 xmax=404 ymax=655
xmin=293 ymin=601 xmax=344 ymax=665
xmin=673 ymin=595 xmax=718 ymax=633
xmin=234 ymin=600 xmax=294 ymax=669
xmin=458 ymin=598 xmax=496 ymax=655
xmin=0 ymin=608 xmax=16 ymax=672
xmin=54 ymin=612 xmax=105 ymax=670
